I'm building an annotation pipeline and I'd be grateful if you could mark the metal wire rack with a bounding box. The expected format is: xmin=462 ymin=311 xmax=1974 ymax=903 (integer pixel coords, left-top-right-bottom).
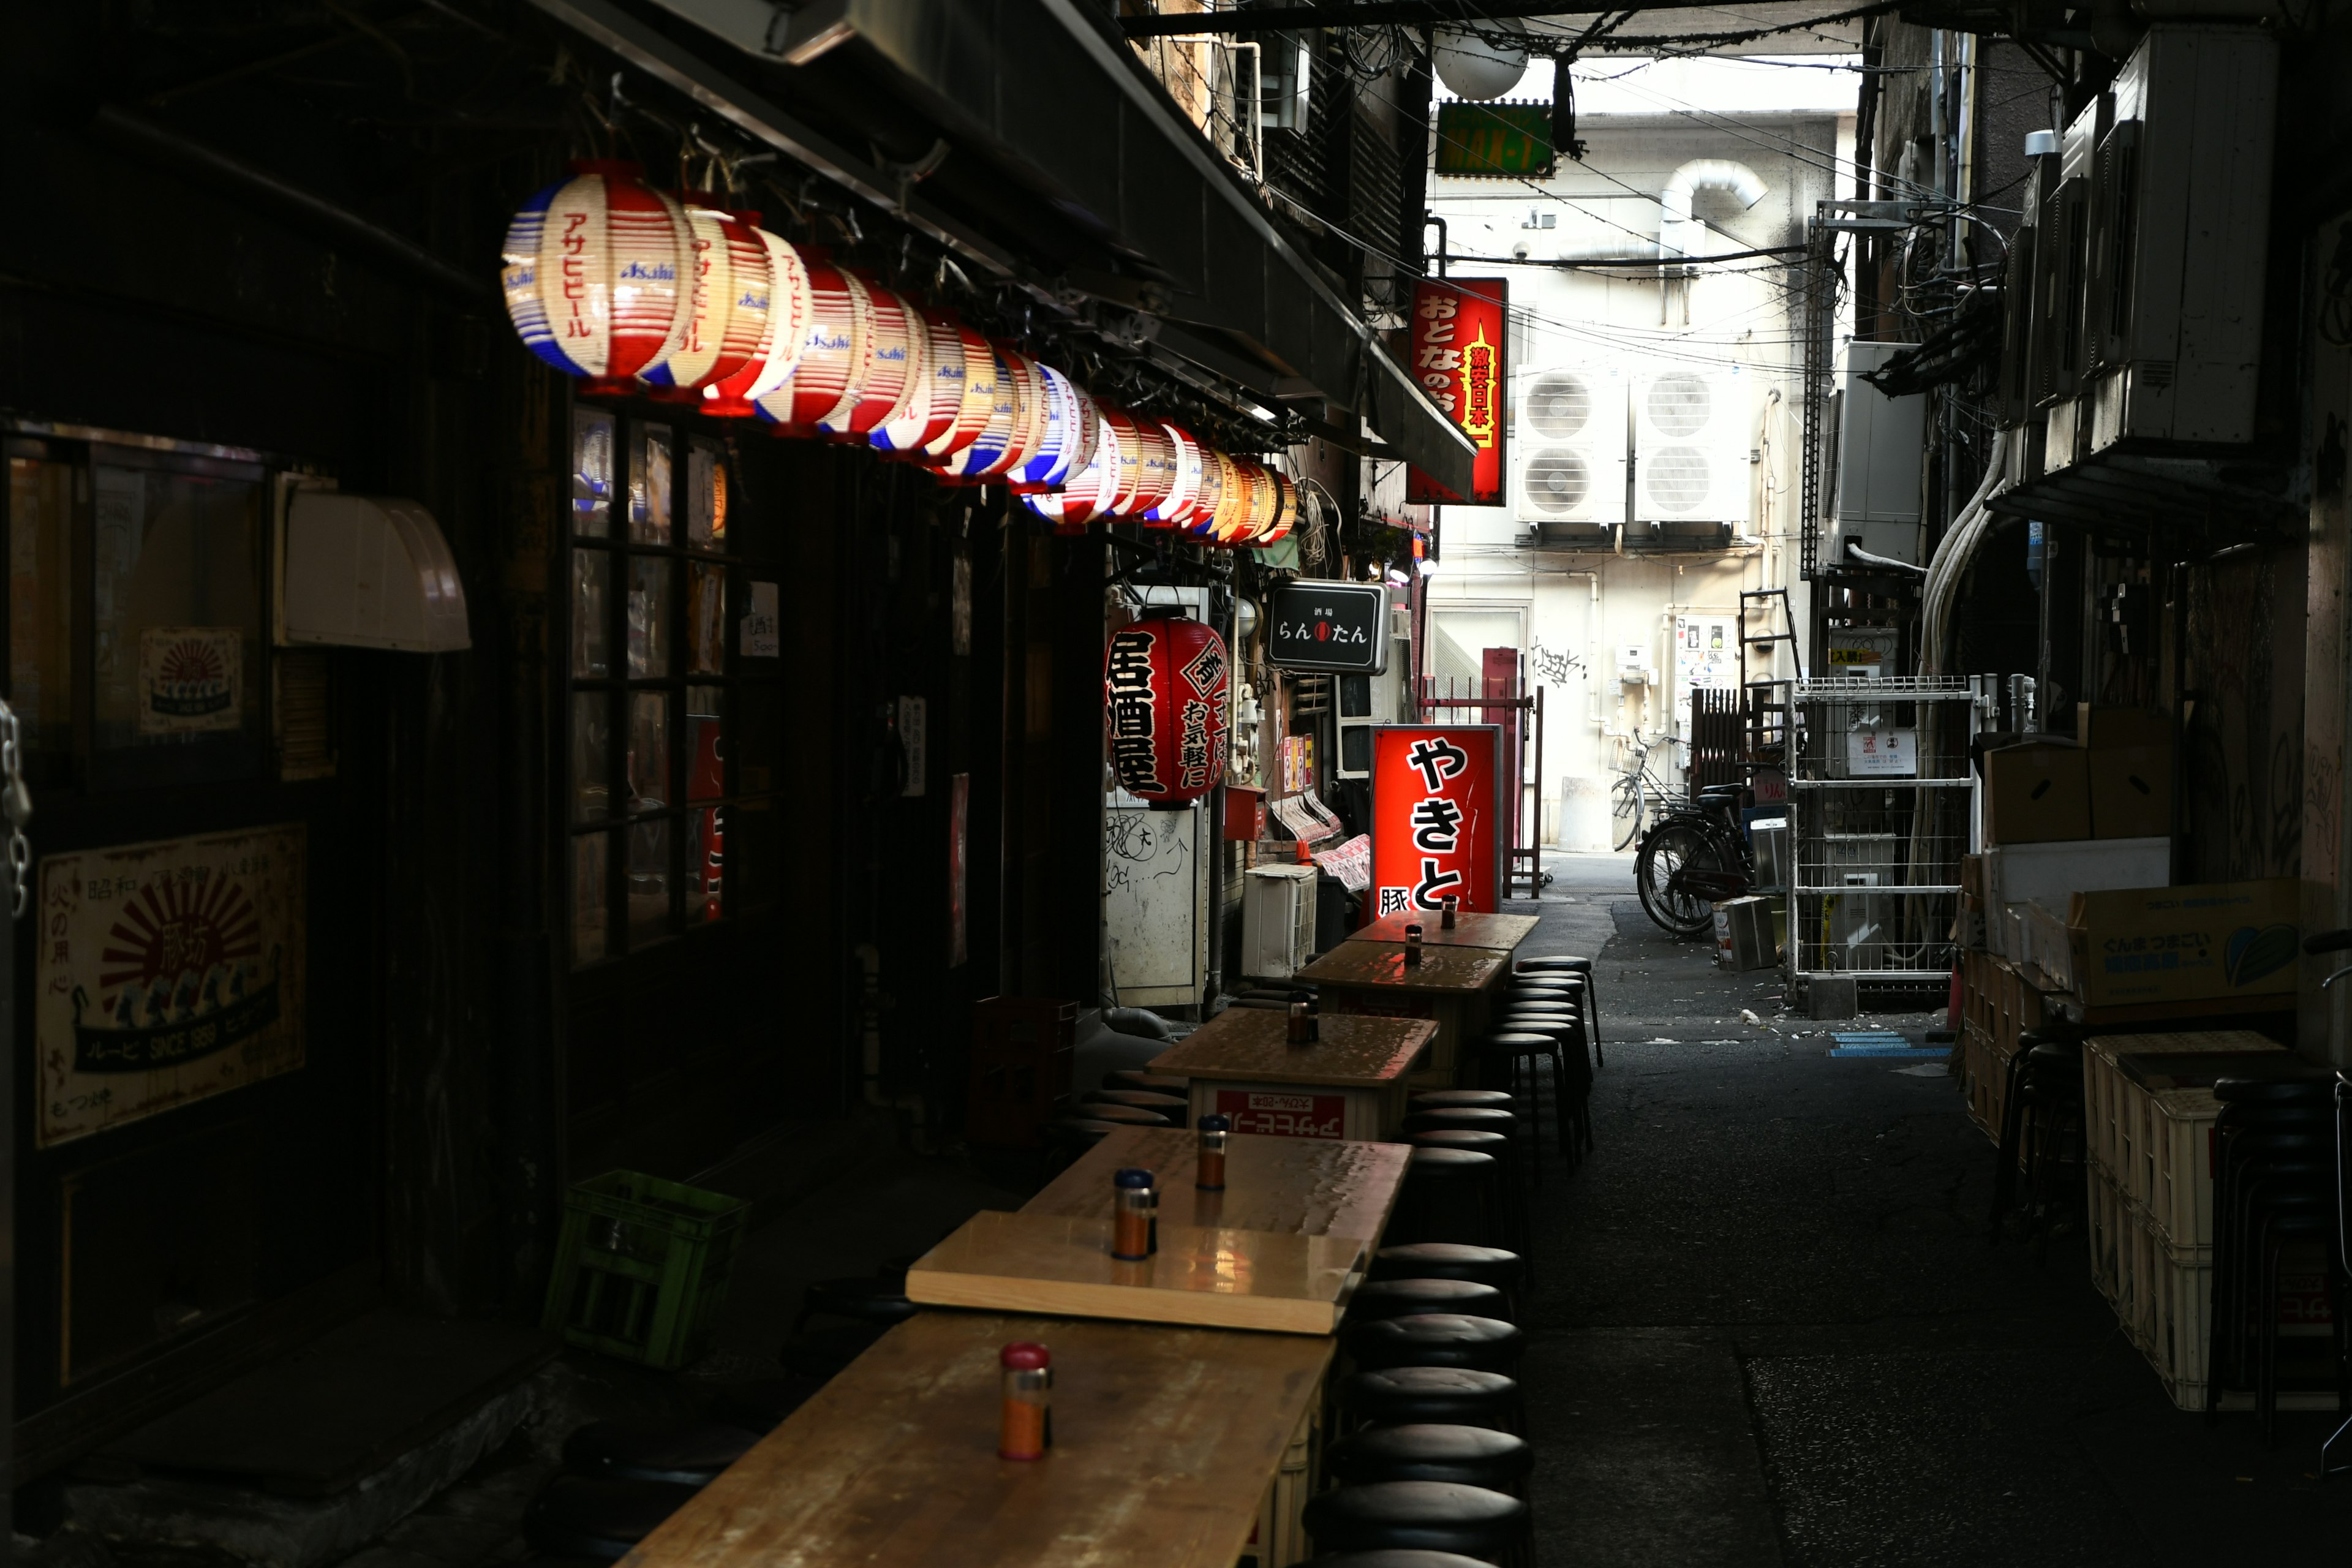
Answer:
xmin=1788 ymin=679 xmax=1973 ymax=992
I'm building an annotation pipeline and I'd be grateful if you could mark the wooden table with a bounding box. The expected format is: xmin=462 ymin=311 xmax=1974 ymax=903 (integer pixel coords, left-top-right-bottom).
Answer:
xmin=625 ymin=1311 xmax=1332 ymax=1568
xmin=905 ymin=1209 xmax=1367 ymax=1334
xmin=1147 ymin=1008 xmax=1433 ymax=1139
xmin=1357 ymin=908 xmax=1539 ymax=953
xmin=1295 ymin=939 xmax=1507 ymax=1086
xmin=1025 ymin=1125 xmax=1410 ymax=1242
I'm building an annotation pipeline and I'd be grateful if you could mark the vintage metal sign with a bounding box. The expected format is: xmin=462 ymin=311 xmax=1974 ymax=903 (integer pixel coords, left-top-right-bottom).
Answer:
xmin=37 ymin=824 xmax=306 ymax=1147
xmin=1406 ymin=277 xmax=1508 ymax=507
xmin=1369 ymin=725 xmax=1504 ymax=916
xmin=138 ymin=626 xmax=243 ymax=734
xmin=1433 ymin=102 xmax=1556 ymax=178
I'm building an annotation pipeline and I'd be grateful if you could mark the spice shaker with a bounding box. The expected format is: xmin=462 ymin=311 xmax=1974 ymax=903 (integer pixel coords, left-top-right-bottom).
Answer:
xmin=1404 ymin=922 xmax=1423 ymax=965
xmin=1112 ymin=1167 xmax=1155 ymax=1260
xmin=998 ymin=1342 xmax=1052 ymax=1460
xmin=1196 ymin=1113 xmax=1231 ymax=1190
xmin=1441 ymin=894 xmax=1458 ymax=930
xmin=1287 ymin=1000 xmax=1310 ymax=1044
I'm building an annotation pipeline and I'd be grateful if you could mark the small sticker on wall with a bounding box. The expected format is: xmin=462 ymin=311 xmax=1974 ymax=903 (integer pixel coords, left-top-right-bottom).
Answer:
xmin=741 ymin=582 xmax=780 ymax=658
xmin=138 ymin=627 xmax=242 ymax=734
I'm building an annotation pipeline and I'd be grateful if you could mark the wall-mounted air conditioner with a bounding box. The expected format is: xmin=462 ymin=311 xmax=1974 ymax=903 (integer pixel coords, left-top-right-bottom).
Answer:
xmin=1832 ymin=343 xmax=1929 ymax=567
xmin=1514 ymin=368 xmax=1625 ymax=532
xmin=2082 ymin=25 xmax=2276 ymax=451
xmin=1632 ymin=367 xmax=1748 ymax=533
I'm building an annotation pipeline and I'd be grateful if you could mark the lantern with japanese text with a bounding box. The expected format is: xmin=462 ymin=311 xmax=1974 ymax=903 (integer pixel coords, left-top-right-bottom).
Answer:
xmin=1021 ymin=412 xmax=1121 ymax=533
xmin=819 ymin=279 xmax=927 ymax=437
xmin=752 ymin=254 xmax=869 ymax=431
xmin=1010 ymin=365 xmax=1099 ymax=492
xmin=1256 ymin=468 xmax=1300 ymax=545
xmin=500 ymin=160 xmax=690 ymax=398
xmin=702 ymin=221 xmax=810 ymax=417
xmin=873 ymin=308 xmax=968 ymax=454
xmin=919 ymin=320 xmax=997 ymax=463
xmin=1140 ymin=423 xmax=1204 ymax=529
xmin=637 ymin=196 xmax=769 ymax=401
xmin=1103 ymin=612 xmax=1230 ymax=809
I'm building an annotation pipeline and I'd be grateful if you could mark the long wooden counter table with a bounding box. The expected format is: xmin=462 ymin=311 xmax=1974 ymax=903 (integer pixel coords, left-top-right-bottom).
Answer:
xmin=1147 ymin=1008 xmax=1434 ymax=1139
xmin=1025 ymin=1124 xmax=1411 ymax=1242
xmin=1294 ymin=939 xmax=1507 ymax=1087
xmin=621 ymin=1310 xmax=1332 ymax=1568
xmin=1356 ymin=908 xmax=1538 ymax=954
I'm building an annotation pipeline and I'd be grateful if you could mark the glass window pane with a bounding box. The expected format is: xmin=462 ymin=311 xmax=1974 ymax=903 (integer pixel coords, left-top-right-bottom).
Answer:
xmin=630 ymin=427 xmax=673 ymax=545
xmin=687 ymin=437 xmax=727 ymax=549
xmin=571 ymin=831 xmax=609 ymax=967
xmin=573 ymin=408 xmax=614 ymax=538
xmin=689 ymin=805 xmax=723 ymax=924
xmin=93 ymin=463 xmax=263 ymax=754
xmin=8 ymin=454 xmax=74 ymax=756
xmin=571 ymin=549 xmax=610 ymax=677
xmin=627 ymin=691 xmax=670 ymax=812
xmin=627 ymin=818 xmax=673 ymax=945
xmin=628 ymin=557 xmax=671 ymax=677
xmin=688 ymin=563 xmax=726 ymax=676
xmin=687 ymin=686 xmax=724 ymax=801
xmin=571 ymin=692 xmax=610 ymax=821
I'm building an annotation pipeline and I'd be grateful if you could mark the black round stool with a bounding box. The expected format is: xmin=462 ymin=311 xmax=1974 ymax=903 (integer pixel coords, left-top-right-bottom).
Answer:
xmin=776 ymin=1322 xmax=885 ymax=1382
xmin=1406 ymin=1131 xmax=1527 ymax=1256
xmin=1344 ymin=1314 xmax=1524 ymax=1374
xmin=1072 ymin=1102 xmax=1174 ymax=1127
xmin=1370 ymin=1243 xmax=1525 ymax=1301
xmin=1304 ymin=1553 xmax=1494 ymax=1568
xmin=1392 ymin=1147 xmax=1506 ymax=1248
xmin=1491 ymin=1016 xmax=1592 ymax=1163
xmin=792 ymin=1275 xmax=918 ymax=1336
xmin=1302 ymin=1482 xmax=1529 ymax=1564
xmin=1104 ymin=1069 xmax=1191 ymax=1095
xmin=1410 ymin=1089 xmax=1520 ymax=1114
xmin=1327 ymin=1423 xmax=1532 ymax=1495
xmin=1517 ymin=954 xmax=1602 ymax=1065
xmin=562 ymin=1420 xmax=761 ymax=1486
xmin=1473 ymin=1031 xmax=1577 ymax=1167
xmin=1341 ymin=1366 xmax=1525 ymax=1433
xmin=524 ymin=1477 xmax=700 ymax=1560
xmin=1348 ymin=1276 xmax=1510 ymax=1322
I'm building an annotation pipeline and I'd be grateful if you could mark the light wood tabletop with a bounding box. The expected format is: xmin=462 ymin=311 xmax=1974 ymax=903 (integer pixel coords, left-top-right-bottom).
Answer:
xmin=1151 ymin=1008 xmax=1434 ymax=1086
xmin=1025 ymin=1126 xmax=1410 ymax=1242
xmin=619 ymin=1310 xmax=1332 ymax=1568
xmin=1356 ymin=910 xmax=1539 ymax=951
xmin=1297 ymin=940 xmax=1506 ymax=995
xmin=905 ymin=1210 xmax=1368 ymax=1334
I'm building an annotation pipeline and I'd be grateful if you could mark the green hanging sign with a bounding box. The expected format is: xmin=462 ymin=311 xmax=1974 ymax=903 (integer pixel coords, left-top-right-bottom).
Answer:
xmin=1434 ymin=101 xmax=1556 ymax=178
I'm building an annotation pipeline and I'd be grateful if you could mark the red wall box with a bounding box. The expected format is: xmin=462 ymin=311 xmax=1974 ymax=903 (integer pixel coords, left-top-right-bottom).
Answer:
xmin=1222 ymin=785 xmax=1266 ymax=842
xmin=1368 ymin=725 xmax=1504 ymax=916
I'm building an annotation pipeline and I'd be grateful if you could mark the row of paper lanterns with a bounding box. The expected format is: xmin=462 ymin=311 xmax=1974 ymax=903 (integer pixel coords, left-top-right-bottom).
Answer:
xmin=501 ymin=161 xmax=1296 ymax=547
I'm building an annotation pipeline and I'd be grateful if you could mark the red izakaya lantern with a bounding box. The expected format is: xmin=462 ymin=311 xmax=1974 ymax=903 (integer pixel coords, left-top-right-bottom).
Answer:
xmin=1104 ymin=612 xmax=1230 ymax=808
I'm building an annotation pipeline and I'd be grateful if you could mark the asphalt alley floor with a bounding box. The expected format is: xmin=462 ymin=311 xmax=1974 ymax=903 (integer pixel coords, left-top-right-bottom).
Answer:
xmin=1507 ymin=850 xmax=2352 ymax=1566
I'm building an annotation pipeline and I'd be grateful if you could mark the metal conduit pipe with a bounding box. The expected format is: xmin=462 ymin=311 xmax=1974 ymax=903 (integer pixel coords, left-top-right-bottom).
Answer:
xmin=1553 ymin=159 xmax=1770 ymax=262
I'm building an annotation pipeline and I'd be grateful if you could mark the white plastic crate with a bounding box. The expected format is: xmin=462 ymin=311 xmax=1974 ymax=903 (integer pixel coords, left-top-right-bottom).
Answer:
xmin=2125 ymin=1202 xmax=2334 ymax=1412
xmin=2082 ymin=1031 xmax=2286 ymax=1246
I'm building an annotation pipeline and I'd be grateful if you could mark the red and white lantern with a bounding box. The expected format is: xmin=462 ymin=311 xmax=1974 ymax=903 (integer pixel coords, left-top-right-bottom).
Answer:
xmin=638 ymin=196 xmax=768 ymax=400
xmin=500 ymin=160 xmax=690 ymax=397
xmin=753 ymin=254 xmax=869 ymax=431
xmin=703 ymin=221 xmax=811 ymax=417
xmin=820 ymin=279 xmax=927 ymax=437
xmin=1139 ymin=423 xmax=1203 ymax=529
xmin=1104 ymin=612 xmax=1230 ymax=808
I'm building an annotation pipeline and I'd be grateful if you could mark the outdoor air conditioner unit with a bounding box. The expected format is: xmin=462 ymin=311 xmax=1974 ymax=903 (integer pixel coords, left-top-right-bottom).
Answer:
xmin=1995 ymin=216 xmax=2038 ymax=429
xmin=1240 ymin=863 xmax=1319 ymax=978
xmin=2082 ymin=25 xmax=2277 ymax=450
xmin=1514 ymin=368 xmax=1625 ymax=535
xmin=1833 ymin=343 xmax=1929 ymax=567
xmin=1633 ymin=366 xmax=1749 ymax=535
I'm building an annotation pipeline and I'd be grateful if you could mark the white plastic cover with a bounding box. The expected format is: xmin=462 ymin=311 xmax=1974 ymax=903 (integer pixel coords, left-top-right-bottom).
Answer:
xmin=283 ymin=492 xmax=470 ymax=652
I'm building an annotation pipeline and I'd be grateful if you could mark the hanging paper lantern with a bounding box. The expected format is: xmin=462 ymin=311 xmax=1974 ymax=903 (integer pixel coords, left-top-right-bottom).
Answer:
xmin=873 ymin=309 xmax=968 ymax=455
xmin=704 ymin=222 xmax=810 ymax=417
xmin=1095 ymin=410 xmax=1147 ymax=514
xmin=1182 ymin=447 xmax=1232 ymax=544
xmin=921 ymin=321 xmax=997 ymax=463
xmin=500 ymin=160 xmax=690 ymax=397
xmin=753 ymin=253 xmax=869 ymax=432
xmin=1140 ymin=423 xmax=1205 ymax=530
xmin=1103 ymin=612 xmax=1230 ymax=809
xmin=930 ymin=345 xmax=1047 ymax=484
xmin=1021 ymin=412 xmax=1121 ymax=533
xmin=1010 ymin=366 xmax=1102 ymax=493
xmin=819 ymin=279 xmax=927 ymax=437
xmin=1231 ymin=459 xmax=1277 ymax=546
xmin=638 ymin=195 xmax=767 ymax=400
xmin=1256 ymin=469 xmax=1300 ymax=545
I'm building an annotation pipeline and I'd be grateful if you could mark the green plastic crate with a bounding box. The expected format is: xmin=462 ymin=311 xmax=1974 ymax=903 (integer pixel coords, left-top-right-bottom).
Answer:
xmin=543 ymin=1170 xmax=748 ymax=1370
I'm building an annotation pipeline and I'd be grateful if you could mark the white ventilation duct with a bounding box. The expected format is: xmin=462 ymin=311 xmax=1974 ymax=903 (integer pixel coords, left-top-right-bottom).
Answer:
xmin=1555 ymin=159 xmax=1770 ymax=262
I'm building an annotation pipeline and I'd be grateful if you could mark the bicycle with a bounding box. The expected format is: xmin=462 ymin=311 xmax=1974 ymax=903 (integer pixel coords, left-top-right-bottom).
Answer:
xmin=1634 ymin=783 xmax=1756 ymax=938
xmin=1608 ymin=731 xmax=1676 ymax=852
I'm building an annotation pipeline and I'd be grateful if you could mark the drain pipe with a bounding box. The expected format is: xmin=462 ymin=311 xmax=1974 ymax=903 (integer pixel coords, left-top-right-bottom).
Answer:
xmin=854 ymin=941 xmax=930 ymax=1147
xmin=1555 ymin=160 xmax=1770 ymax=262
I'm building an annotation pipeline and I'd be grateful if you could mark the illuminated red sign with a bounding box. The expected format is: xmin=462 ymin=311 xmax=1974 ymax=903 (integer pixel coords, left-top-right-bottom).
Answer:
xmin=1370 ymin=725 xmax=1503 ymax=915
xmin=1406 ymin=277 xmax=1507 ymax=507
xmin=1215 ymin=1088 xmax=1346 ymax=1140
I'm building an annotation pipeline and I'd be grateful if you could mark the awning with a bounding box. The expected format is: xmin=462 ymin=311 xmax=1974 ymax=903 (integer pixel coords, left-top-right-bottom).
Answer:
xmin=531 ymin=0 xmax=1476 ymax=498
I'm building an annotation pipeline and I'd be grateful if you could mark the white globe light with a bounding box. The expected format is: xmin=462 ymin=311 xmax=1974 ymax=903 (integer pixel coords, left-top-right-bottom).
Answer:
xmin=1433 ymin=23 xmax=1529 ymax=101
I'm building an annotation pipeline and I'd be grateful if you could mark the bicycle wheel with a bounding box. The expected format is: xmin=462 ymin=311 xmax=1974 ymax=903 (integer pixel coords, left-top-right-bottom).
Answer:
xmin=1637 ymin=817 xmax=1727 ymax=938
xmin=1610 ymin=775 xmax=1645 ymax=851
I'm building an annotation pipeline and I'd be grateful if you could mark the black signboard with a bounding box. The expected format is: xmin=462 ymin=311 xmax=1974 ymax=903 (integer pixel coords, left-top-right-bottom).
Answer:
xmin=1267 ymin=582 xmax=1389 ymax=675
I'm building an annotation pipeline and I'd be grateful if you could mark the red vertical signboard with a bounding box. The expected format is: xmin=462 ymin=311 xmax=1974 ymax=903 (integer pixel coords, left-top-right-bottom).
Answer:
xmin=1405 ymin=277 xmax=1508 ymax=507
xmin=1369 ymin=725 xmax=1504 ymax=916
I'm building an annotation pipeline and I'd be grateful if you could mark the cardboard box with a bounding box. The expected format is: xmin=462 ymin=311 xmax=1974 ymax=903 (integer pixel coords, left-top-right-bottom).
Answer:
xmin=2089 ymin=744 xmax=2172 ymax=839
xmin=1960 ymin=853 xmax=1985 ymax=905
xmin=2076 ymin=704 xmax=2172 ymax=750
xmin=2064 ymin=877 xmax=2301 ymax=1008
xmin=1983 ymin=742 xmax=2090 ymax=844
xmin=1988 ymin=837 xmax=2170 ymax=915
